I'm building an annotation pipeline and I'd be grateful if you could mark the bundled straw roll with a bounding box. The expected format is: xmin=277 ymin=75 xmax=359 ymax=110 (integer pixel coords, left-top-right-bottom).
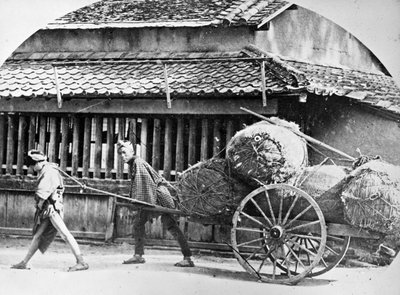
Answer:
xmin=341 ymin=160 xmax=400 ymax=234
xmin=176 ymin=158 xmax=253 ymax=221
xmin=226 ymin=120 xmax=308 ymax=185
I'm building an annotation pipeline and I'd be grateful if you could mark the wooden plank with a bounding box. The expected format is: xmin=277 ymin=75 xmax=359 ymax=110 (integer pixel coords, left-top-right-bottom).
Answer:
xmin=0 ymin=97 xmax=279 ymax=115
xmin=0 ymin=114 xmax=5 ymax=175
xmin=212 ymin=119 xmax=221 ymax=157
xmin=200 ymin=118 xmax=209 ymax=161
xmin=82 ymin=117 xmax=92 ymax=178
xmin=226 ymin=119 xmax=234 ymax=145
xmin=104 ymin=196 xmax=116 ymax=242
xmin=152 ymin=118 xmax=161 ymax=171
xmin=60 ymin=117 xmax=69 ymax=172
xmin=140 ymin=118 xmax=148 ymax=162
xmin=188 ymin=119 xmax=197 ymax=166
xmin=163 ymin=118 xmax=172 ymax=180
xmin=128 ymin=118 xmax=137 ymax=178
xmin=48 ymin=117 xmax=58 ymax=163
xmin=106 ymin=117 xmax=115 ymax=179
xmin=175 ymin=118 xmax=184 ymax=174
xmin=94 ymin=116 xmax=103 ymax=179
xmin=6 ymin=114 xmax=15 ymax=175
xmin=27 ymin=116 xmax=36 ymax=175
xmin=71 ymin=116 xmax=80 ymax=177
xmin=16 ymin=115 xmax=26 ymax=175
xmin=117 ymin=117 xmax=125 ymax=179
xmin=38 ymin=116 xmax=46 ymax=153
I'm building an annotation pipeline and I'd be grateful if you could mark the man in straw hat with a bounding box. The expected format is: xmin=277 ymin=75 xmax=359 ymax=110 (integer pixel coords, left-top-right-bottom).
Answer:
xmin=11 ymin=150 xmax=89 ymax=271
xmin=117 ymin=140 xmax=194 ymax=267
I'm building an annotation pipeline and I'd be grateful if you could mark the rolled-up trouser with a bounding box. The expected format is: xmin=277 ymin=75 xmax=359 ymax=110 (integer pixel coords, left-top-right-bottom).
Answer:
xmin=134 ymin=210 xmax=192 ymax=257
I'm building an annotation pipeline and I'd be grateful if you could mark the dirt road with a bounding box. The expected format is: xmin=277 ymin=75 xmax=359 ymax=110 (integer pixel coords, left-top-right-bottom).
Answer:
xmin=0 ymin=237 xmax=398 ymax=295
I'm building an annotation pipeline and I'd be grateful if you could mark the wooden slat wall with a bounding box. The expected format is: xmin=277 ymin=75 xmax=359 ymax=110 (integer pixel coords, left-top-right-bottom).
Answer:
xmin=0 ymin=112 xmax=254 ymax=246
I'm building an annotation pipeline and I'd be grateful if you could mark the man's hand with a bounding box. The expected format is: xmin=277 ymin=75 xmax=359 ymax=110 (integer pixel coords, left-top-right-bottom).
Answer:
xmin=35 ymin=197 xmax=45 ymax=210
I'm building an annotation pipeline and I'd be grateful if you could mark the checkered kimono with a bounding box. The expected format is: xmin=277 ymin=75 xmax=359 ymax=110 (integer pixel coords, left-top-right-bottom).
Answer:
xmin=129 ymin=157 xmax=175 ymax=208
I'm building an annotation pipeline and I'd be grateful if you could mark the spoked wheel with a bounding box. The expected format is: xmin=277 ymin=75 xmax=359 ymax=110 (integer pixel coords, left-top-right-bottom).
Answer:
xmin=231 ymin=183 xmax=327 ymax=284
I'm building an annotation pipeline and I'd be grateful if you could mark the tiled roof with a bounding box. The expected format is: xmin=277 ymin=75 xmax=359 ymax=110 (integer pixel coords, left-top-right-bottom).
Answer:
xmin=0 ymin=52 xmax=300 ymax=99
xmin=243 ymin=45 xmax=400 ymax=116
xmin=48 ymin=0 xmax=291 ymax=28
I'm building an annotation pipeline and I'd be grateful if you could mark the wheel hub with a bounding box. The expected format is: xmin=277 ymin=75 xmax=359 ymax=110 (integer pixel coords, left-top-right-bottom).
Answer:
xmin=270 ymin=226 xmax=283 ymax=239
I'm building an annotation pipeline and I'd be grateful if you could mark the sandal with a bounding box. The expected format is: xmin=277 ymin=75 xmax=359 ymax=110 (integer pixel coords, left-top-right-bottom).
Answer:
xmin=11 ymin=261 xmax=30 ymax=270
xmin=174 ymin=257 xmax=195 ymax=267
xmin=123 ymin=255 xmax=145 ymax=264
xmin=68 ymin=262 xmax=89 ymax=272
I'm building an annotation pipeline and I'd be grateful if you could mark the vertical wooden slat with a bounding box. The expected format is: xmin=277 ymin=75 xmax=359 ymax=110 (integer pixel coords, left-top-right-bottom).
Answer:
xmin=16 ymin=115 xmax=26 ymax=175
xmin=38 ymin=116 xmax=47 ymax=153
xmin=163 ymin=118 xmax=172 ymax=180
xmin=82 ymin=117 xmax=92 ymax=178
xmin=0 ymin=114 xmax=6 ymax=175
xmin=261 ymin=61 xmax=267 ymax=107
xmin=6 ymin=114 xmax=16 ymax=175
xmin=212 ymin=119 xmax=221 ymax=157
xmin=128 ymin=118 xmax=137 ymax=179
xmin=94 ymin=116 xmax=103 ymax=179
xmin=152 ymin=118 xmax=161 ymax=171
xmin=48 ymin=117 xmax=57 ymax=163
xmin=200 ymin=118 xmax=209 ymax=161
xmin=117 ymin=117 xmax=125 ymax=179
xmin=140 ymin=118 xmax=148 ymax=162
xmin=175 ymin=118 xmax=184 ymax=174
xmin=71 ymin=117 xmax=80 ymax=177
xmin=226 ymin=119 xmax=234 ymax=144
xmin=188 ymin=118 xmax=197 ymax=166
xmin=60 ymin=117 xmax=69 ymax=172
xmin=27 ymin=116 xmax=36 ymax=175
xmin=106 ymin=117 xmax=115 ymax=179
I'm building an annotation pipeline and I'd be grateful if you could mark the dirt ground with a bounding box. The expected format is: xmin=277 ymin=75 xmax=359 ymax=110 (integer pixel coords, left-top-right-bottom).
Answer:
xmin=0 ymin=236 xmax=399 ymax=295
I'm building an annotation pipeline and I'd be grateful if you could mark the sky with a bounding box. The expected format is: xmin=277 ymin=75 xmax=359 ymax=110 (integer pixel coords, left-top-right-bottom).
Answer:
xmin=0 ymin=0 xmax=399 ymax=86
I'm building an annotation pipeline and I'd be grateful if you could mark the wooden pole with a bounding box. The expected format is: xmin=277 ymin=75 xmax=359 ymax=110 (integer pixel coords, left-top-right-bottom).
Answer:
xmin=188 ymin=119 xmax=197 ymax=166
xmin=94 ymin=116 xmax=103 ymax=179
xmin=27 ymin=116 xmax=36 ymax=175
xmin=60 ymin=117 xmax=69 ymax=172
xmin=128 ymin=118 xmax=137 ymax=179
xmin=200 ymin=118 xmax=209 ymax=161
xmin=6 ymin=114 xmax=15 ymax=175
xmin=71 ymin=116 xmax=80 ymax=177
xmin=163 ymin=64 xmax=172 ymax=109
xmin=213 ymin=119 xmax=221 ymax=157
xmin=240 ymin=107 xmax=356 ymax=161
xmin=106 ymin=117 xmax=115 ymax=179
xmin=140 ymin=118 xmax=148 ymax=162
xmin=260 ymin=61 xmax=267 ymax=107
xmin=152 ymin=119 xmax=161 ymax=171
xmin=16 ymin=115 xmax=26 ymax=176
xmin=175 ymin=118 xmax=184 ymax=174
xmin=48 ymin=117 xmax=57 ymax=163
xmin=82 ymin=117 xmax=92 ymax=178
xmin=163 ymin=118 xmax=172 ymax=180
xmin=0 ymin=114 xmax=5 ymax=175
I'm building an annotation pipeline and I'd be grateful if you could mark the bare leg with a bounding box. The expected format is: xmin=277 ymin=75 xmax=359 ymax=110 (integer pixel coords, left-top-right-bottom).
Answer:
xmin=49 ymin=211 xmax=88 ymax=271
xmin=11 ymin=219 xmax=50 ymax=269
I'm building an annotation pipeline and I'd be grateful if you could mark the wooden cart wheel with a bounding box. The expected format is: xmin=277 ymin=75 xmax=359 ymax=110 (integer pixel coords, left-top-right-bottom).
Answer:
xmin=231 ymin=183 xmax=327 ymax=284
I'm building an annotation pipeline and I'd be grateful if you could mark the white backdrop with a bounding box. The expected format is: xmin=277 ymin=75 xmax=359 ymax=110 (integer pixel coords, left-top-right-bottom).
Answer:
xmin=0 ymin=0 xmax=399 ymax=87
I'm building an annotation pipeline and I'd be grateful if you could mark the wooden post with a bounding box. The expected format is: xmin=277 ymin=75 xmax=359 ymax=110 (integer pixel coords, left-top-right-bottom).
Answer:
xmin=212 ymin=119 xmax=221 ymax=157
xmin=16 ymin=115 xmax=26 ymax=175
xmin=6 ymin=114 xmax=15 ymax=175
xmin=94 ymin=116 xmax=103 ymax=179
xmin=226 ymin=119 xmax=234 ymax=145
xmin=117 ymin=117 xmax=125 ymax=179
xmin=60 ymin=117 xmax=69 ymax=172
xmin=163 ymin=63 xmax=172 ymax=109
xmin=104 ymin=195 xmax=116 ymax=242
xmin=27 ymin=116 xmax=36 ymax=175
xmin=71 ymin=116 xmax=80 ymax=177
xmin=140 ymin=118 xmax=148 ymax=162
xmin=128 ymin=118 xmax=137 ymax=179
xmin=163 ymin=118 xmax=172 ymax=180
xmin=200 ymin=118 xmax=209 ymax=161
xmin=38 ymin=116 xmax=47 ymax=153
xmin=175 ymin=118 xmax=184 ymax=174
xmin=106 ymin=117 xmax=115 ymax=179
xmin=48 ymin=117 xmax=57 ymax=163
xmin=0 ymin=114 xmax=6 ymax=175
xmin=152 ymin=119 xmax=161 ymax=171
xmin=188 ymin=119 xmax=197 ymax=166
xmin=260 ymin=61 xmax=267 ymax=107
xmin=82 ymin=117 xmax=92 ymax=178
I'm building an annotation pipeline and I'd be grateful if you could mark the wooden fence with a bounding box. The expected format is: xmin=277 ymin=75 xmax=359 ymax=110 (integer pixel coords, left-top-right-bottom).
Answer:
xmin=0 ymin=112 xmax=259 ymax=250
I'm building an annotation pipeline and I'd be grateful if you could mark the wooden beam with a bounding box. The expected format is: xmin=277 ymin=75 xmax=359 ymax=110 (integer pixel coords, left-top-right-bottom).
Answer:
xmin=260 ymin=61 xmax=267 ymax=106
xmin=60 ymin=117 xmax=69 ymax=172
xmin=128 ymin=118 xmax=137 ymax=179
xmin=82 ymin=117 xmax=92 ymax=178
xmin=94 ymin=116 xmax=103 ymax=179
xmin=163 ymin=64 xmax=172 ymax=109
xmin=188 ymin=119 xmax=197 ymax=166
xmin=0 ymin=114 xmax=5 ymax=175
xmin=38 ymin=116 xmax=47 ymax=153
xmin=48 ymin=117 xmax=57 ymax=163
xmin=27 ymin=116 xmax=36 ymax=175
xmin=6 ymin=114 xmax=16 ymax=175
xmin=0 ymin=97 xmax=278 ymax=115
xmin=212 ymin=119 xmax=221 ymax=157
xmin=140 ymin=118 xmax=148 ymax=162
xmin=163 ymin=118 xmax=172 ymax=180
xmin=175 ymin=118 xmax=184 ymax=174
xmin=106 ymin=117 xmax=115 ymax=179
xmin=71 ymin=116 xmax=80 ymax=177
xmin=152 ymin=119 xmax=161 ymax=171
xmin=200 ymin=118 xmax=209 ymax=161
xmin=117 ymin=117 xmax=125 ymax=179
xmin=16 ymin=115 xmax=26 ymax=176
xmin=226 ymin=119 xmax=234 ymax=146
